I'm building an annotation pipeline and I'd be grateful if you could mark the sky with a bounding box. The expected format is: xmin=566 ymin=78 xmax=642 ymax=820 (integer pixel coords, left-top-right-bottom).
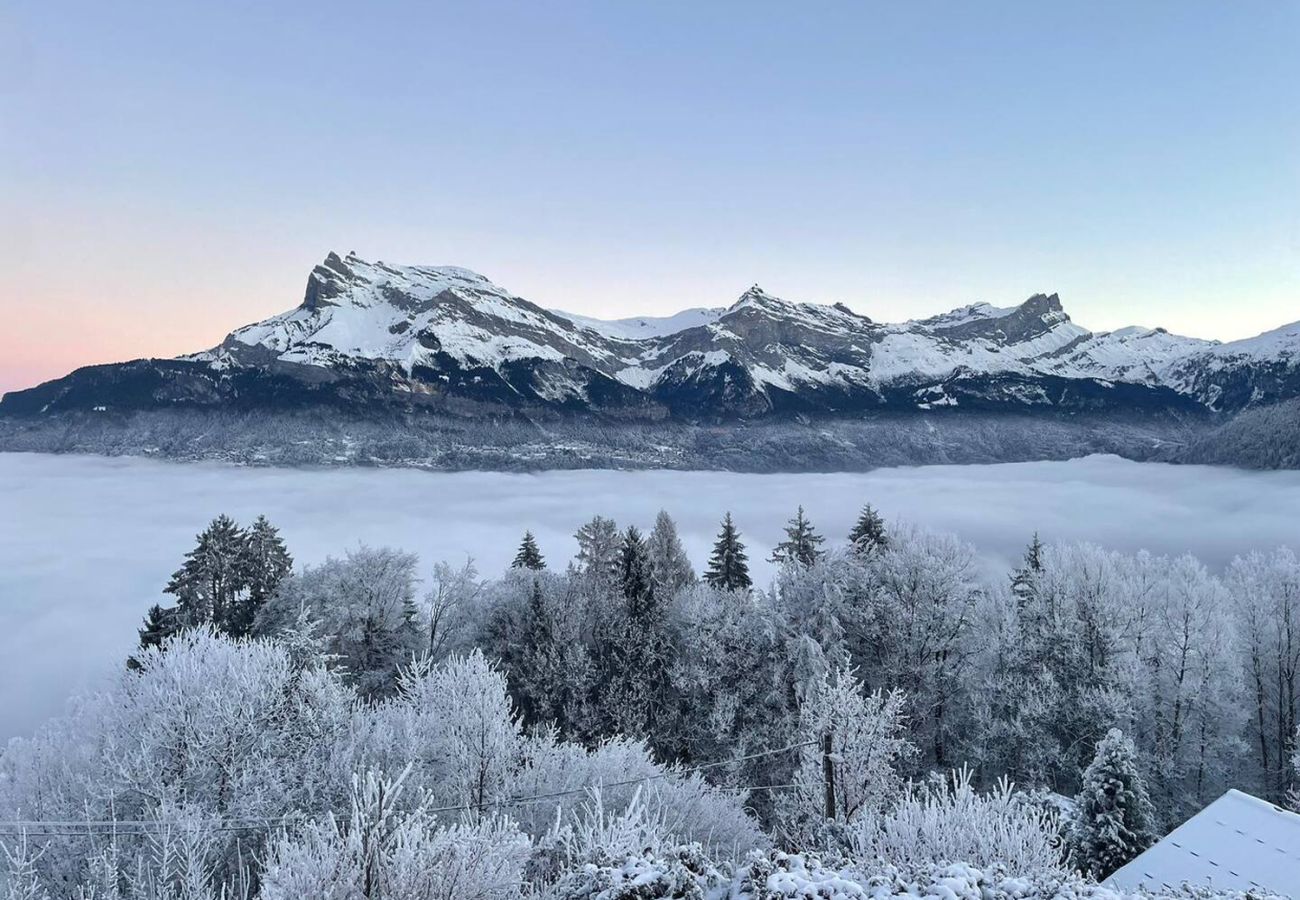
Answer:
xmin=4 ymin=452 xmax=1300 ymax=738
xmin=1 ymin=1 xmax=1297 ymax=395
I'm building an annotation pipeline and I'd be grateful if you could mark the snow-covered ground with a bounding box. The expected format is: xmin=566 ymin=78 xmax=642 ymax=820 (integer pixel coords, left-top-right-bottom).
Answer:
xmin=3 ymin=452 xmax=1299 ymax=740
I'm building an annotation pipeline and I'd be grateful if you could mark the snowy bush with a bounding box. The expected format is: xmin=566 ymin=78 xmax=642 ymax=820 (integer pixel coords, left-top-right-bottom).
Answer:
xmin=258 ymin=771 xmax=529 ymax=900
xmin=723 ymin=851 xmax=1286 ymax=900
xmin=514 ymin=735 xmax=767 ymax=864
xmin=850 ymin=768 xmax=1065 ymax=874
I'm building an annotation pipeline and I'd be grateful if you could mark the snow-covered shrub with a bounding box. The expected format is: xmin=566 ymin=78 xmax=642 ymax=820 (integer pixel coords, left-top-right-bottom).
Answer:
xmin=0 ymin=629 xmax=358 ymax=892
xmin=777 ymin=672 xmax=913 ymax=847
xmin=542 ymin=789 xmax=724 ymax=900
xmin=552 ymin=842 xmax=722 ymax=900
xmin=722 ymin=852 xmax=1286 ymax=900
xmin=512 ymin=734 xmax=767 ymax=858
xmin=850 ymin=768 xmax=1065 ymax=874
xmin=258 ymin=770 xmax=529 ymax=900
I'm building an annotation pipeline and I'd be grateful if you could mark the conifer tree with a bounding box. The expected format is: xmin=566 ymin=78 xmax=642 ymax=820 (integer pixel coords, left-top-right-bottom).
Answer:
xmin=517 ymin=578 xmax=566 ymax=725
xmin=511 ymin=531 xmax=546 ymax=571
xmin=1068 ymin=728 xmax=1158 ymax=879
xmin=705 ymin=512 xmax=751 ymax=591
xmin=646 ymin=510 xmax=695 ymax=597
xmin=233 ymin=515 xmax=293 ymax=636
xmin=618 ymin=526 xmax=652 ymax=611
xmin=1010 ymin=532 xmax=1045 ymax=605
xmin=848 ymin=503 xmax=888 ymax=553
xmin=770 ymin=505 xmax=824 ymax=567
xmin=165 ymin=514 xmax=251 ymax=631
xmin=129 ymin=604 xmax=179 ymax=669
xmin=574 ymin=515 xmax=620 ymax=582
xmin=608 ymin=525 xmax=673 ymax=741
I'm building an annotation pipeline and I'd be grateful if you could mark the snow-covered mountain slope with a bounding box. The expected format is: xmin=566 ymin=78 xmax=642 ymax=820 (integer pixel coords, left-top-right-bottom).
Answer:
xmin=554 ymin=307 xmax=724 ymax=340
xmin=6 ymin=251 xmax=1300 ymax=425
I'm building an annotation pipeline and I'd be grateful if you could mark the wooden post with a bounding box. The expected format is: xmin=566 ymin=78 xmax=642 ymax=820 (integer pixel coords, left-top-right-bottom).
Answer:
xmin=822 ymin=731 xmax=836 ymax=821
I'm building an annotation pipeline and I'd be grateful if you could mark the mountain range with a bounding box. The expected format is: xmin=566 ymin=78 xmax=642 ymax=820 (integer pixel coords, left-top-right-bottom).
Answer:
xmin=3 ymin=251 xmax=1298 ymax=470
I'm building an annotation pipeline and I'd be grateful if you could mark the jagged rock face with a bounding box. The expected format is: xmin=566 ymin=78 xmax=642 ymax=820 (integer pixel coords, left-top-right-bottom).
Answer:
xmin=3 ymin=251 xmax=1298 ymax=425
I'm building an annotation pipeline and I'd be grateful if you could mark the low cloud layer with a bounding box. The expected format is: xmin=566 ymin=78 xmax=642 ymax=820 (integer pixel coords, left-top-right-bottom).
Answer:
xmin=3 ymin=452 xmax=1299 ymax=740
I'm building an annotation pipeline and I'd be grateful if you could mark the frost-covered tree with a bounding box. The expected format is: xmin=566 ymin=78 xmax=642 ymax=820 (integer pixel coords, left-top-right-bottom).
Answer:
xmin=1067 ymin=728 xmax=1157 ymax=880
xmin=770 ymin=506 xmax=825 ymax=567
xmin=1228 ymin=547 xmax=1300 ymax=802
xmin=1010 ymin=532 xmax=1045 ymax=604
xmin=512 ymin=530 xmax=546 ymax=571
xmin=779 ymin=670 xmax=913 ymax=846
xmin=424 ymin=557 xmax=481 ymax=660
xmin=667 ymin=583 xmax=794 ymax=820
xmin=704 ymin=512 xmax=751 ymax=591
xmin=848 ymin=503 xmax=888 ymax=553
xmin=574 ymin=515 xmax=621 ymax=582
xmin=646 ymin=510 xmax=695 ymax=597
xmin=258 ymin=545 xmax=422 ymax=696
xmin=0 ymin=629 xmax=357 ymax=892
xmin=513 ymin=577 xmax=571 ymax=727
xmin=367 ymin=651 xmax=523 ymax=816
xmin=852 ymin=526 xmax=981 ymax=768
xmin=592 ymin=528 xmax=675 ymax=743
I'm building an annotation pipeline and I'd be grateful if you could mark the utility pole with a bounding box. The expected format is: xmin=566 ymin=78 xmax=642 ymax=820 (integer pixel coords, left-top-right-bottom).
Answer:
xmin=822 ymin=731 xmax=836 ymax=821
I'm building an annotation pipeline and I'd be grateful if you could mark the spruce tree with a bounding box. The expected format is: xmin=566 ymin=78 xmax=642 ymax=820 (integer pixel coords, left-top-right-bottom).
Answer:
xmin=512 ymin=531 xmax=546 ymax=571
xmin=848 ymin=503 xmax=888 ymax=552
xmin=517 ymin=578 xmax=565 ymax=725
xmin=770 ymin=506 xmax=824 ymax=567
xmin=1010 ymin=532 xmax=1045 ymax=605
xmin=618 ymin=526 xmax=652 ymax=611
xmin=574 ymin=515 xmax=621 ymax=582
xmin=647 ymin=510 xmax=695 ymax=597
xmin=705 ymin=512 xmax=751 ymax=591
xmin=233 ymin=515 xmax=293 ymax=636
xmin=129 ymin=604 xmax=179 ymax=669
xmin=1068 ymin=728 xmax=1158 ymax=879
xmin=164 ymin=514 xmax=251 ymax=631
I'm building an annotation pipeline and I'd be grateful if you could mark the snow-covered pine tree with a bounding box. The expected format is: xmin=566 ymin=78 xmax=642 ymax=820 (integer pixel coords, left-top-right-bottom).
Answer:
xmin=574 ymin=515 xmax=621 ymax=582
xmin=647 ymin=510 xmax=696 ymax=597
xmin=164 ymin=514 xmax=252 ymax=632
xmin=1068 ymin=727 xmax=1158 ymax=879
xmin=516 ymin=577 xmax=567 ymax=725
xmin=233 ymin=514 xmax=293 ymax=636
xmin=618 ymin=525 xmax=652 ymax=611
xmin=847 ymin=503 xmax=888 ymax=553
xmin=128 ymin=603 xmax=179 ymax=669
xmin=1010 ymin=532 xmax=1045 ymax=605
xmin=705 ymin=512 xmax=751 ymax=591
xmin=511 ymin=531 xmax=546 ymax=571
xmin=770 ymin=506 xmax=825 ymax=567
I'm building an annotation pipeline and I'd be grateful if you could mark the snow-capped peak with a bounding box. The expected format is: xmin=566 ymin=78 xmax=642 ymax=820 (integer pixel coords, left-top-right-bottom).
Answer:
xmin=189 ymin=252 xmax=1300 ymax=414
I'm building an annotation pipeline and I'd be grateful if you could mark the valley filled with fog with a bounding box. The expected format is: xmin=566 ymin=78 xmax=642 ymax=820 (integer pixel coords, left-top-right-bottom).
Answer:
xmin=2 ymin=451 xmax=1298 ymax=741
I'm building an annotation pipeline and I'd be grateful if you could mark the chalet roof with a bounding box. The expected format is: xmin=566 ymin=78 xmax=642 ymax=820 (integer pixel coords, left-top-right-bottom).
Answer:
xmin=1108 ymin=789 xmax=1300 ymax=895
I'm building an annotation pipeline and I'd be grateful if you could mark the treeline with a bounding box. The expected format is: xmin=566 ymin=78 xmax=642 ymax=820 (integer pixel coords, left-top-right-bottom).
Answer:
xmin=3 ymin=503 xmax=1296 ymax=898
xmin=136 ymin=502 xmax=1298 ymax=824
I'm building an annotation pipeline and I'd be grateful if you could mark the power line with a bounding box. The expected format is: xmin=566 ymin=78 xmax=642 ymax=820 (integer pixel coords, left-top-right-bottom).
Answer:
xmin=0 ymin=738 xmax=818 ymax=837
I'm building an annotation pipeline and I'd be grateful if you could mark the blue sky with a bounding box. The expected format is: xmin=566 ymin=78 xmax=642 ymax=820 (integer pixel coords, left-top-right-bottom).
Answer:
xmin=1 ymin=1 xmax=1297 ymax=391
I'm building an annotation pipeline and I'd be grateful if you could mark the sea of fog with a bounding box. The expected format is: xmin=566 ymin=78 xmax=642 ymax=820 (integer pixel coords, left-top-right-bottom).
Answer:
xmin=3 ymin=451 xmax=1299 ymax=740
